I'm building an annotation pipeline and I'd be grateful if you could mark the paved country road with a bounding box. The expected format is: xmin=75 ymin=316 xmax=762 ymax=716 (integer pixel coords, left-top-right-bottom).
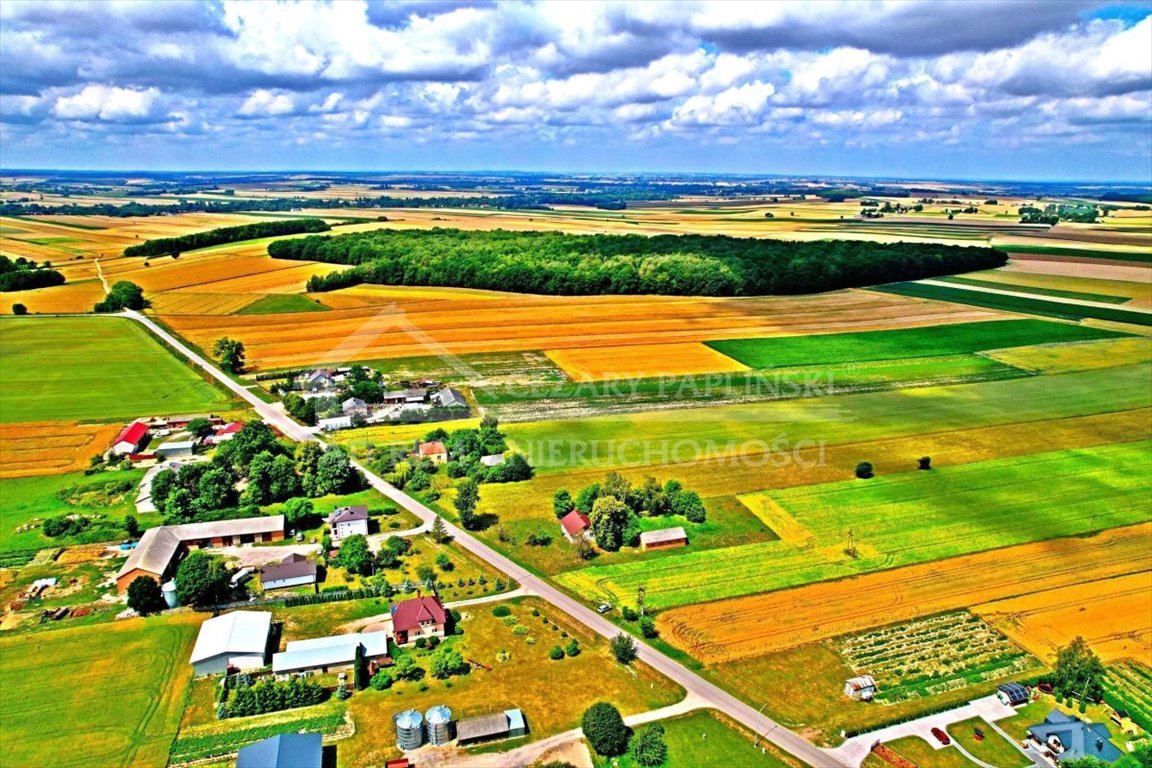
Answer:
xmin=122 ymin=310 xmax=849 ymax=768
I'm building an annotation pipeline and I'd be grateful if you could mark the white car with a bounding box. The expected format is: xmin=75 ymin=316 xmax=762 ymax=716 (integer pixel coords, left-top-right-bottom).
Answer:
xmin=596 ymin=603 xmax=612 ymax=614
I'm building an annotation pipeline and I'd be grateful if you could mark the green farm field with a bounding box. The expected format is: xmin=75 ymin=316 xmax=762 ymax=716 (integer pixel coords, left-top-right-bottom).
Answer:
xmin=939 ymin=275 xmax=1132 ymax=304
xmin=0 ymin=317 xmax=237 ymax=422
xmin=557 ymin=440 xmax=1152 ymax=609
xmin=704 ymin=319 xmax=1123 ymax=369
xmin=0 ymin=468 xmax=144 ymax=552
xmin=235 ymin=293 xmax=330 ymax=314
xmin=0 ymin=613 xmax=201 ymax=768
xmin=947 ymin=717 xmax=1031 ymax=768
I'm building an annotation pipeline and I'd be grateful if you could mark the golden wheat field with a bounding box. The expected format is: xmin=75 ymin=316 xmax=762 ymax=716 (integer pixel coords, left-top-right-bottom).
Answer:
xmin=0 ymin=422 xmax=122 ymax=479
xmin=973 ymin=571 xmax=1152 ymax=666
xmin=160 ymin=289 xmax=1003 ymax=370
xmin=986 ymin=337 xmax=1152 ymax=374
xmin=656 ymin=523 xmax=1152 ymax=665
xmin=545 ymin=342 xmax=751 ymax=382
xmin=146 ymin=292 xmax=262 ymax=315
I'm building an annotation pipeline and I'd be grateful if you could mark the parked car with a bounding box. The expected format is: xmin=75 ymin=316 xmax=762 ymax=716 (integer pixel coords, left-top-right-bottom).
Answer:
xmin=596 ymin=603 xmax=613 ymax=614
xmin=931 ymin=727 xmax=951 ymax=745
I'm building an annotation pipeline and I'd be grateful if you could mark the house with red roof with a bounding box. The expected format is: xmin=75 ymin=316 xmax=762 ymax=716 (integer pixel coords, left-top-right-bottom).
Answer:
xmin=559 ymin=510 xmax=592 ymax=542
xmin=417 ymin=441 xmax=448 ymax=464
xmin=390 ymin=594 xmax=448 ymax=645
xmin=111 ymin=421 xmax=149 ymax=456
xmin=207 ymin=421 xmax=244 ymax=444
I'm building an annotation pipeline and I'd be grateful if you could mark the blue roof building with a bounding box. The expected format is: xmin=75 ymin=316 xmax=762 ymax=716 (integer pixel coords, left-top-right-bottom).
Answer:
xmin=1027 ymin=710 xmax=1124 ymax=764
xmin=236 ymin=733 xmax=322 ymax=768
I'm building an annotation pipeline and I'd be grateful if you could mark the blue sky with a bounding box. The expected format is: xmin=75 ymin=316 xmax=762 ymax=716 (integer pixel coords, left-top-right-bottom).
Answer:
xmin=2 ymin=0 xmax=1150 ymax=181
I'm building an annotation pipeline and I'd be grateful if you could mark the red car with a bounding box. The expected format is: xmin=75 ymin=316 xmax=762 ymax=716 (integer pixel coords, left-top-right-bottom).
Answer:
xmin=931 ymin=727 xmax=951 ymax=746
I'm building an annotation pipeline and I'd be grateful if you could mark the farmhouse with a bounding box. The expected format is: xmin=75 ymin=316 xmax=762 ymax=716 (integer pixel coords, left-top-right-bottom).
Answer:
xmin=997 ymin=682 xmax=1030 ymax=707
xmin=260 ymin=553 xmax=317 ymax=590
xmin=391 ymin=594 xmax=447 ymax=645
xmin=272 ymin=631 xmax=391 ymax=676
xmin=306 ymin=369 xmax=337 ymax=390
xmin=207 ymin=421 xmax=243 ymax=444
xmin=111 ymin=421 xmax=149 ymax=456
xmin=559 ymin=510 xmax=591 ymax=541
xmin=639 ymin=527 xmax=688 ymax=551
xmin=455 ymin=709 xmax=527 ymax=746
xmin=418 ymin=441 xmax=448 ymax=464
xmin=189 ymin=610 xmax=273 ymax=676
xmin=844 ymin=675 xmax=877 ymax=701
xmin=434 ymin=387 xmax=467 ymax=408
xmin=236 ymin=733 xmax=322 ymax=768
xmin=318 ymin=415 xmax=353 ymax=431
xmin=329 ymin=505 xmax=370 ymax=542
xmin=1027 ymin=710 xmax=1124 ymax=765
xmin=115 ymin=515 xmax=285 ymax=593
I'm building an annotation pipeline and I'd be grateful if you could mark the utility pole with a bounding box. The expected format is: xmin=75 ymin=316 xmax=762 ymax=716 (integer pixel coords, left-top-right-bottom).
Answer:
xmin=637 ymin=585 xmax=646 ymax=617
xmin=846 ymin=528 xmax=857 ymax=559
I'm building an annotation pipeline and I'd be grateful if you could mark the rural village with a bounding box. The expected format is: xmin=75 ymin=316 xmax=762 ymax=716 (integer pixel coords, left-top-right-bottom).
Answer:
xmin=1 ymin=4 xmax=1151 ymax=768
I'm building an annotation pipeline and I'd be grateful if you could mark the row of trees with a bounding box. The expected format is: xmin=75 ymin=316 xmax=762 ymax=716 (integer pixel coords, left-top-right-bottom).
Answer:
xmin=219 ymin=676 xmax=325 ymax=719
xmin=270 ymin=227 xmax=1008 ymax=297
xmin=123 ymin=218 xmax=330 ymax=257
xmin=0 ymin=255 xmax=65 ymax=292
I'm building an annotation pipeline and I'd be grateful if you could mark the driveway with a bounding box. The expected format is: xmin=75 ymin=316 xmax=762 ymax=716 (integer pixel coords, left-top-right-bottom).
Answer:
xmin=134 ymin=457 xmax=207 ymax=513
xmin=824 ymin=694 xmax=1018 ymax=767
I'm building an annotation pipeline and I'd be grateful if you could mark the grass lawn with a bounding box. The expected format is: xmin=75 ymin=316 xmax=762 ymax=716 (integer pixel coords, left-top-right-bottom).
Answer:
xmin=0 ymin=612 xmax=201 ymax=768
xmin=705 ymin=319 xmax=1123 ymax=368
xmin=590 ymin=710 xmax=807 ymax=768
xmin=947 ymin=717 xmax=1031 ymax=768
xmin=705 ymin=642 xmax=1038 ymax=746
xmin=260 ymin=488 xmax=421 ymax=542
xmin=338 ymin=596 xmax=684 ymax=768
xmin=559 ymin=440 xmax=1152 ymax=610
xmin=0 ymin=317 xmax=238 ymax=423
xmin=998 ymin=695 xmax=1130 ymax=744
xmin=882 ymin=736 xmax=975 ymax=768
xmin=236 ymin=294 xmax=330 ymax=314
xmin=0 ymin=469 xmax=144 ymax=552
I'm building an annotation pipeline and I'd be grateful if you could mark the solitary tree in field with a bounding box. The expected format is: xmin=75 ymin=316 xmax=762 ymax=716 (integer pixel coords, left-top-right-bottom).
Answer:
xmin=126 ymin=576 xmax=167 ymax=614
xmin=918 ymin=456 xmax=932 ymax=470
xmin=454 ymin=477 xmax=480 ymax=530
xmin=609 ymin=633 xmax=639 ymax=665
xmin=854 ymin=461 xmax=874 ymax=479
xmin=429 ymin=515 xmax=450 ymax=543
xmin=213 ymin=337 xmax=246 ymax=374
xmin=11 ymin=303 xmax=27 ymax=315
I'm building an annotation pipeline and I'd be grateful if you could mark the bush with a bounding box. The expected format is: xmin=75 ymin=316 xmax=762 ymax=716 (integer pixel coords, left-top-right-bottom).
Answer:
xmin=610 ymin=633 xmax=639 ymax=664
xmin=855 ymin=461 xmax=874 ymax=479
xmin=415 ymin=637 xmax=427 ymax=649
xmin=427 ymin=636 xmax=440 ymax=649
xmin=582 ymin=702 xmax=629 ymax=757
xmin=492 ymin=605 xmax=512 ymax=618
xmin=565 ymin=638 xmax=581 ymax=657
xmin=369 ymin=670 xmax=393 ymax=690
xmin=621 ymin=607 xmax=638 ymax=622
xmin=12 ymin=303 xmax=27 ymax=315
xmin=126 ymin=575 xmax=167 ymax=615
xmin=638 ymin=616 xmax=658 ymax=639
xmin=631 ymin=723 xmax=668 ymax=767
xmin=430 ymin=648 xmax=470 ymax=679
xmin=549 ymin=645 xmax=565 ymax=660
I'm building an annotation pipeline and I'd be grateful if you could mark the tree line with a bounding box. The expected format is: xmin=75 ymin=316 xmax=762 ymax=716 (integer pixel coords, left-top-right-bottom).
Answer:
xmin=0 ymin=255 xmax=65 ymax=292
xmin=123 ymin=218 xmax=331 ymax=257
xmin=270 ymin=228 xmax=1007 ymax=297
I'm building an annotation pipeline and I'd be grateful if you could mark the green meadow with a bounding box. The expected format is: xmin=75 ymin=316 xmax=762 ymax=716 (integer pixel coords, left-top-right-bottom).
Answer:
xmin=0 ymin=317 xmax=237 ymax=422
xmin=235 ymin=293 xmax=330 ymax=314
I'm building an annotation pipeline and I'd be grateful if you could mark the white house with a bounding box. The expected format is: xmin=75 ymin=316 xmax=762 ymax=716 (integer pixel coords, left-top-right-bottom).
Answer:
xmin=190 ymin=611 xmax=273 ymax=676
xmin=260 ymin=553 xmax=317 ymax=590
xmin=329 ymin=505 xmax=370 ymax=542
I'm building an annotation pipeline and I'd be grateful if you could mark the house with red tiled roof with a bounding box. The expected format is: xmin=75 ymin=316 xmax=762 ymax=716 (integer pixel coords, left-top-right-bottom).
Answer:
xmin=390 ymin=595 xmax=448 ymax=645
xmin=417 ymin=441 xmax=448 ymax=464
xmin=111 ymin=421 xmax=149 ymax=456
xmin=559 ymin=510 xmax=591 ymax=542
xmin=207 ymin=421 xmax=244 ymax=444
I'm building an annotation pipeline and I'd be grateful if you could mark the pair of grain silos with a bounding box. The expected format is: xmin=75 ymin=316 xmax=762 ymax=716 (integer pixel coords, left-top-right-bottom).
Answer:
xmin=394 ymin=705 xmax=453 ymax=750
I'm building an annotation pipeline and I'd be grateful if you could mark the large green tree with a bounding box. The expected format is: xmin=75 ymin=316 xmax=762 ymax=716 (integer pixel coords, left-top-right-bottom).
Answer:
xmin=337 ymin=534 xmax=374 ymax=576
xmin=1053 ymin=636 xmax=1106 ymax=701
xmin=174 ymin=551 xmax=232 ymax=608
xmin=454 ymin=477 xmax=480 ymax=530
xmin=581 ymin=702 xmax=629 ymax=757
xmin=126 ymin=576 xmax=167 ymax=614
xmin=590 ymin=496 xmax=634 ymax=551
xmin=213 ymin=336 xmax=246 ymax=374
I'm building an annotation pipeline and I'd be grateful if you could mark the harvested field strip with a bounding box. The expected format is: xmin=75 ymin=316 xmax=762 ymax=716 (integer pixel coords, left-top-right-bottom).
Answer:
xmin=985 ymin=337 xmax=1152 ymax=374
xmin=557 ymin=441 xmax=1152 ymax=610
xmin=939 ymin=275 xmax=1131 ymax=304
xmin=965 ymin=269 xmax=1152 ymax=302
xmin=0 ymin=421 xmax=123 ymax=479
xmin=997 ymin=244 xmax=1152 ymax=263
xmin=1000 ymin=257 xmax=1152 ymax=283
xmin=656 ymin=524 xmax=1152 ymax=664
xmin=0 ymin=279 xmax=107 ymax=315
xmin=973 ymin=572 xmax=1152 ymax=665
xmin=160 ymin=289 xmax=1004 ymax=369
xmin=147 ymin=292 xmax=261 ymax=315
xmin=166 ymin=261 xmax=337 ymax=294
xmin=705 ymin=319 xmax=1122 ymax=368
xmin=545 ymin=342 xmax=750 ymax=382
xmin=875 ymin=281 xmax=1152 ymax=326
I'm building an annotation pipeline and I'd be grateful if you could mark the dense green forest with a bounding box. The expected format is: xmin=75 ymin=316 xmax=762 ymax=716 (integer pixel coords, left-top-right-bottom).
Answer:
xmin=268 ymin=228 xmax=1007 ymax=296
xmin=122 ymin=218 xmax=331 ymax=257
xmin=0 ymin=255 xmax=66 ymax=292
